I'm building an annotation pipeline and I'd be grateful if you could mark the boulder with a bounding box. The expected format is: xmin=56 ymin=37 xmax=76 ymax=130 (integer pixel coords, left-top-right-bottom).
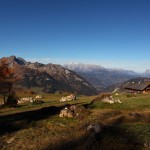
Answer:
xmin=0 ymin=102 xmax=4 ymax=107
xmin=92 ymin=93 xmax=111 ymax=102
xmin=114 ymin=99 xmax=122 ymax=103
xmin=60 ymin=94 xmax=76 ymax=102
xmin=100 ymin=96 xmax=122 ymax=104
xmin=144 ymin=142 xmax=150 ymax=149
xmin=35 ymin=95 xmax=43 ymax=99
xmin=102 ymin=97 xmax=115 ymax=104
xmin=59 ymin=108 xmax=74 ymax=118
xmin=87 ymin=123 xmax=105 ymax=134
xmin=17 ymin=97 xmax=33 ymax=104
xmin=59 ymin=105 xmax=89 ymax=118
xmin=6 ymin=137 xmax=15 ymax=144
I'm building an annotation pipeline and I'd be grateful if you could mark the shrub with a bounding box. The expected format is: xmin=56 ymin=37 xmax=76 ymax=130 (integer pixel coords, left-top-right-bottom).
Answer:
xmin=6 ymin=91 xmax=18 ymax=107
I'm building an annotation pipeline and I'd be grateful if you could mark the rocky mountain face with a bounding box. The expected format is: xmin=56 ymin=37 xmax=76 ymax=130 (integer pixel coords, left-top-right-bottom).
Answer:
xmin=1 ymin=56 xmax=97 ymax=95
xmin=64 ymin=63 xmax=140 ymax=92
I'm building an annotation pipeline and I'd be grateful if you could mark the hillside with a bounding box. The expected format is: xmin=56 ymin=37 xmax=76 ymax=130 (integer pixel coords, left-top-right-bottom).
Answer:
xmin=104 ymin=77 xmax=150 ymax=93
xmin=64 ymin=63 xmax=140 ymax=91
xmin=0 ymin=56 xmax=97 ymax=95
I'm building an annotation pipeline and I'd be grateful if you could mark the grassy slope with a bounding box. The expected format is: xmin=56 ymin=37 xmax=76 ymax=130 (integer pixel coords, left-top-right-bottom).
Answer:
xmin=89 ymin=92 xmax=150 ymax=150
xmin=0 ymin=93 xmax=95 ymax=116
xmin=89 ymin=92 xmax=150 ymax=111
xmin=0 ymin=92 xmax=150 ymax=150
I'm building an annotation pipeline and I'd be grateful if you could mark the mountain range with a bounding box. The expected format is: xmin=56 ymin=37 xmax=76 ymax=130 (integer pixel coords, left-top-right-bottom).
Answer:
xmin=64 ymin=63 xmax=149 ymax=91
xmin=1 ymin=56 xmax=150 ymax=94
xmin=1 ymin=56 xmax=97 ymax=95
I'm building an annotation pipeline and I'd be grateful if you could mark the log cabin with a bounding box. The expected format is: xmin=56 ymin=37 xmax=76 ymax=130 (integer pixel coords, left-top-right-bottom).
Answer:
xmin=124 ymin=82 xmax=150 ymax=93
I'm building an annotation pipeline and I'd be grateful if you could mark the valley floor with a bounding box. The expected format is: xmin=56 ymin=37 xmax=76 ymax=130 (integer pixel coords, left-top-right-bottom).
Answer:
xmin=0 ymin=92 xmax=150 ymax=150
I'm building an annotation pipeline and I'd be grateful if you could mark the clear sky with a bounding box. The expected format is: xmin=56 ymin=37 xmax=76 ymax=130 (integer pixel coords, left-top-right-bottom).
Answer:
xmin=0 ymin=0 xmax=150 ymax=72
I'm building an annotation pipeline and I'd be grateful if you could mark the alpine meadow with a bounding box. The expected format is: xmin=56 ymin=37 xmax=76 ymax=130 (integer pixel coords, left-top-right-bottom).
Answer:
xmin=0 ymin=0 xmax=150 ymax=150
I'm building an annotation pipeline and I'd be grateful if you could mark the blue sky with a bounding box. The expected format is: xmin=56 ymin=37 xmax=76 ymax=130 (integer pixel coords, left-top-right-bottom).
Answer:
xmin=0 ymin=0 xmax=150 ymax=72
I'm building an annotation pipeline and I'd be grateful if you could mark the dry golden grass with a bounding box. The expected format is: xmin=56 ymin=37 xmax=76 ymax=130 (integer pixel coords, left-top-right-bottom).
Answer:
xmin=1 ymin=92 xmax=150 ymax=150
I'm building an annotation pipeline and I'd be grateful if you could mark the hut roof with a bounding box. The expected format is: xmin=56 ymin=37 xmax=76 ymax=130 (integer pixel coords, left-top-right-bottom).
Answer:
xmin=124 ymin=82 xmax=150 ymax=91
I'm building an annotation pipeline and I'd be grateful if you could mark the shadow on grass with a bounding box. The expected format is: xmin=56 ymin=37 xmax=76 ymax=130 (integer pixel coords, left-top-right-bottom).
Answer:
xmin=43 ymin=125 xmax=143 ymax=150
xmin=43 ymin=111 xmax=144 ymax=150
xmin=97 ymin=125 xmax=143 ymax=150
xmin=0 ymin=104 xmax=68 ymax=136
xmin=0 ymin=102 xmax=87 ymax=136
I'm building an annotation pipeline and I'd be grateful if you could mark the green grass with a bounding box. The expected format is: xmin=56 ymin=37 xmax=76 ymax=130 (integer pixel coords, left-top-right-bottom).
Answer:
xmin=98 ymin=123 xmax=150 ymax=150
xmin=120 ymin=123 xmax=150 ymax=142
xmin=89 ymin=92 xmax=150 ymax=111
xmin=1 ymin=92 xmax=150 ymax=150
xmin=0 ymin=93 xmax=95 ymax=116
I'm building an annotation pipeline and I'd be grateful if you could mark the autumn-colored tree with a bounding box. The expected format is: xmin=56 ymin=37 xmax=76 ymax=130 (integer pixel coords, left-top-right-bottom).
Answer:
xmin=0 ymin=58 xmax=17 ymax=105
xmin=0 ymin=58 xmax=14 ymax=78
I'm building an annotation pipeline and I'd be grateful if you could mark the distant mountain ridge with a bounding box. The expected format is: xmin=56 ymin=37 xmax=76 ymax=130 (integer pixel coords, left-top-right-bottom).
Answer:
xmin=64 ymin=63 xmax=105 ymax=72
xmin=64 ymin=63 xmax=141 ymax=91
xmin=64 ymin=63 xmax=138 ymax=75
xmin=1 ymin=56 xmax=98 ymax=95
xmin=2 ymin=56 xmax=149 ymax=94
xmin=144 ymin=69 xmax=150 ymax=77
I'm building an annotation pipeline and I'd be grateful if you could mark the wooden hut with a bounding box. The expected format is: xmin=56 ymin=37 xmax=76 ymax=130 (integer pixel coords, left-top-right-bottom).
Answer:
xmin=124 ymin=82 xmax=150 ymax=93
